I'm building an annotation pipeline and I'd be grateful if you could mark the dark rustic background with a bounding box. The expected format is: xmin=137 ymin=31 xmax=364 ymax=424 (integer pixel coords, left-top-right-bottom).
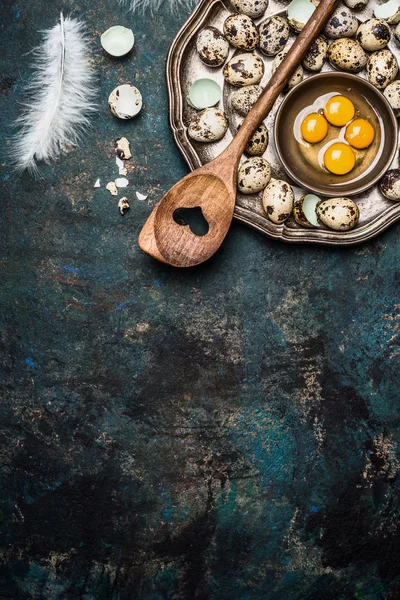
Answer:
xmin=1 ymin=1 xmax=400 ymax=598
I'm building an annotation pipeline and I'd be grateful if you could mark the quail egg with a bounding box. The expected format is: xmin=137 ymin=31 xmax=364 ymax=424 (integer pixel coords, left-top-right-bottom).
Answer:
xmin=196 ymin=27 xmax=229 ymax=67
xmin=316 ymin=197 xmax=359 ymax=230
xmin=323 ymin=7 xmax=358 ymax=39
xmin=230 ymin=85 xmax=263 ymax=115
xmin=238 ymin=157 xmax=271 ymax=194
xmin=287 ymin=0 xmax=316 ymax=33
xmin=109 ymin=85 xmax=143 ymax=119
xmin=327 ymin=38 xmax=367 ymax=73
xmin=272 ymin=51 xmax=304 ymax=91
xmin=238 ymin=121 xmax=269 ymax=156
xmin=223 ymin=14 xmax=259 ymax=51
xmin=344 ymin=0 xmax=368 ymax=9
xmin=302 ymin=35 xmax=328 ymax=71
xmin=100 ymin=26 xmax=134 ymax=57
xmin=383 ymin=80 xmax=400 ymax=116
xmin=375 ymin=0 xmax=400 ymax=25
xmin=231 ymin=0 xmax=269 ymax=18
xmin=293 ymin=194 xmax=321 ymax=227
xmin=262 ymin=179 xmax=294 ymax=223
xmin=367 ymin=49 xmax=398 ymax=89
xmin=223 ymin=53 xmax=265 ymax=86
xmin=356 ymin=18 xmax=391 ymax=51
xmin=188 ymin=107 xmax=229 ymax=142
xmin=380 ymin=169 xmax=400 ymax=200
xmin=258 ymin=16 xmax=290 ymax=57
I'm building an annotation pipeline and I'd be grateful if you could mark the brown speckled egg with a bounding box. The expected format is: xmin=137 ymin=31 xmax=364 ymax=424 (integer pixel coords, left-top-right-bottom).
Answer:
xmin=223 ymin=14 xmax=259 ymax=51
xmin=196 ymin=27 xmax=229 ymax=67
xmin=367 ymin=49 xmax=398 ymax=89
xmin=327 ymin=38 xmax=367 ymax=73
xmin=384 ymin=80 xmax=400 ymax=116
xmin=238 ymin=121 xmax=269 ymax=156
xmin=230 ymin=85 xmax=263 ymax=115
xmin=316 ymin=198 xmax=359 ymax=230
xmin=356 ymin=18 xmax=391 ymax=51
xmin=272 ymin=51 xmax=303 ymax=91
xmin=262 ymin=179 xmax=294 ymax=223
xmin=302 ymin=36 xmax=328 ymax=71
xmin=188 ymin=108 xmax=228 ymax=143
xmin=380 ymin=169 xmax=400 ymax=200
xmin=238 ymin=157 xmax=271 ymax=194
xmin=324 ymin=7 xmax=358 ymax=39
xmin=231 ymin=0 xmax=269 ymax=19
xmin=258 ymin=16 xmax=290 ymax=57
xmin=223 ymin=53 xmax=265 ymax=87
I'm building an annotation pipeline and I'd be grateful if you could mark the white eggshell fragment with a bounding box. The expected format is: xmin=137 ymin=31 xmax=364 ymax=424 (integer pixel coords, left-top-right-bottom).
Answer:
xmin=383 ymin=80 xmax=400 ymax=116
xmin=223 ymin=14 xmax=259 ymax=51
xmin=356 ymin=19 xmax=391 ymax=51
xmin=316 ymin=198 xmax=359 ymax=230
xmin=106 ymin=181 xmax=118 ymax=196
xmin=230 ymin=85 xmax=263 ymax=116
xmin=367 ymin=49 xmax=398 ymax=89
xmin=187 ymin=79 xmax=222 ymax=110
xmin=94 ymin=178 xmax=101 ymax=188
xmin=258 ymin=16 xmax=290 ymax=57
xmin=302 ymin=36 xmax=328 ymax=71
xmin=115 ymin=137 xmax=132 ymax=160
xmin=380 ymin=169 xmax=400 ymax=200
xmin=231 ymin=0 xmax=269 ymax=18
xmin=344 ymin=0 xmax=368 ymax=10
xmin=323 ymin=7 xmax=358 ymax=39
xmin=188 ymin=107 xmax=229 ymax=142
xmin=196 ymin=27 xmax=229 ymax=67
xmin=136 ymin=191 xmax=148 ymax=201
xmin=238 ymin=157 xmax=271 ymax=194
xmin=223 ymin=53 xmax=265 ymax=87
xmin=118 ymin=197 xmax=130 ymax=215
xmin=115 ymin=178 xmax=129 ymax=188
xmin=272 ymin=51 xmax=303 ymax=91
xmin=375 ymin=0 xmax=400 ymax=25
xmin=101 ymin=26 xmax=134 ymax=57
xmin=327 ymin=38 xmax=367 ymax=73
xmin=293 ymin=194 xmax=320 ymax=227
xmin=109 ymin=85 xmax=143 ymax=119
xmin=262 ymin=179 xmax=294 ymax=224
xmin=287 ymin=0 xmax=316 ymax=33
xmin=238 ymin=121 xmax=269 ymax=156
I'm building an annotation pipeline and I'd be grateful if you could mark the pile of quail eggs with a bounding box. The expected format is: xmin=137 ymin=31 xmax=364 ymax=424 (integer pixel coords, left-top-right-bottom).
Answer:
xmin=186 ymin=0 xmax=400 ymax=233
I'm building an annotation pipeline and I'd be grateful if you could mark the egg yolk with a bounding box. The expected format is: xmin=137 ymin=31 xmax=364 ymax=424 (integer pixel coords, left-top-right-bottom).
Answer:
xmin=345 ymin=118 xmax=375 ymax=149
xmin=324 ymin=96 xmax=355 ymax=127
xmin=324 ymin=142 xmax=356 ymax=175
xmin=301 ymin=113 xmax=328 ymax=143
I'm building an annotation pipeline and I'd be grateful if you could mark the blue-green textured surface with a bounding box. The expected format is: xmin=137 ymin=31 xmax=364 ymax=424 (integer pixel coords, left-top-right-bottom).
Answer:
xmin=1 ymin=1 xmax=400 ymax=599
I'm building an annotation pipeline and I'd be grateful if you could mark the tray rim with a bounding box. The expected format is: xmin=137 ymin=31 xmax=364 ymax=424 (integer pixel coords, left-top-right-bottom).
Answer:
xmin=166 ymin=0 xmax=400 ymax=246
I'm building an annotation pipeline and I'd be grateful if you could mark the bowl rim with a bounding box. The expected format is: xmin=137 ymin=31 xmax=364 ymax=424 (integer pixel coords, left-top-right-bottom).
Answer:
xmin=273 ymin=71 xmax=399 ymax=197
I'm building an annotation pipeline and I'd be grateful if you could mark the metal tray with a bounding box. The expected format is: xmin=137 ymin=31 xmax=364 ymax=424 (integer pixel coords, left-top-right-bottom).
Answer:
xmin=166 ymin=0 xmax=400 ymax=245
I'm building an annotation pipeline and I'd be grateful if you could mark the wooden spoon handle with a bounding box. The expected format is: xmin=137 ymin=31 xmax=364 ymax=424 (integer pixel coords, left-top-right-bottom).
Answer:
xmin=226 ymin=0 xmax=338 ymax=160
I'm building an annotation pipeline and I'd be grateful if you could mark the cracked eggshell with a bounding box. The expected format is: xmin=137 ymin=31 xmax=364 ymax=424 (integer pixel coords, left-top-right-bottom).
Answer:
xmin=383 ymin=80 xmax=400 ymax=116
xmin=293 ymin=194 xmax=321 ymax=227
xmin=115 ymin=137 xmax=131 ymax=160
xmin=237 ymin=120 xmax=269 ymax=156
xmin=223 ymin=14 xmax=259 ymax=51
xmin=323 ymin=7 xmax=358 ymax=39
xmin=118 ymin=197 xmax=130 ymax=214
xmin=344 ymin=0 xmax=368 ymax=9
xmin=262 ymin=179 xmax=294 ymax=223
xmin=223 ymin=53 xmax=265 ymax=87
xmin=302 ymin=35 xmax=328 ymax=71
xmin=316 ymin=197 xmax=359 ymax=230
xmin=395 ymin=21 xmax=400 ymax=43
xmin=272 ymin=51 xmax=303 ymax=91
xmin=230 ymin=85 xmax=263 ymax=115
xmin=356 ymin=18 xmax=391 ymax=51
xmin=258 ymin=16 xmax=290 ymax=57
xmin=287 ymin=0 xmax=316 ymax=33
xmin=327 ymin=38 xmax=367 ymax=73
xmin=238 ymin=157 xmax=271 ymax=194
xmin=196 ymin=27 xmax=229 ymax=67
xmin=109 ymin=85 xmax=142 ymax=119
xmin=100 ymin=26 xmax=134 ymax=57
xmin=380 ymin=169 xmax=400 ymax=199
xmin=188 ymin=107 xmax=229 ymax=142
xmin=374 ymin=0 xmax=400 ymax=25
xmin=367 ymin=49 xmax=398 ymax=89
xmin=231 ymin=0 xmax=269 ymax=18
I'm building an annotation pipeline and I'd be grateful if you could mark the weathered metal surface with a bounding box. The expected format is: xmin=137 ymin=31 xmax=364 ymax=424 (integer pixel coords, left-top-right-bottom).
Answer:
xmin=167 ymin=0 xmax=400 ymax=245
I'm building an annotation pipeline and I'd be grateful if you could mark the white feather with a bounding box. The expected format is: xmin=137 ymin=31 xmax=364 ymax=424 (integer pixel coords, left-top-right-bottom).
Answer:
xmin=119 ymin=0 xmax=197 ymax=14
xmin=12 ymin=14 xmax=97 ymax=176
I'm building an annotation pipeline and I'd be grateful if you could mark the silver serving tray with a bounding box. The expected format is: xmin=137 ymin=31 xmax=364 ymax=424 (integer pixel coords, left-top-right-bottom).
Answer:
xmin=166 ymin=0 xmax=400 ymax=245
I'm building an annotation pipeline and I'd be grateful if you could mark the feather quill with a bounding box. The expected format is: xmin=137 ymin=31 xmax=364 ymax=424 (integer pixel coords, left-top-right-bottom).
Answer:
xmin=12 ymin=14 xmax=97 ymax=176
xmin=119 ymin=0 xmax=197 ymax=14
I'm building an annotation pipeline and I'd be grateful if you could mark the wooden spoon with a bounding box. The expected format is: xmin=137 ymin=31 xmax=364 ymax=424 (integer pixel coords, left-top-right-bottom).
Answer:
xmin=139 ymin=0 xmax=337 ymax=267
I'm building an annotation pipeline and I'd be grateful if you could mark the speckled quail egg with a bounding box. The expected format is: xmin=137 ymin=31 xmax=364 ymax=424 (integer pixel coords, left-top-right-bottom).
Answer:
xmin=258 ymin=16 xmax=290 ymax=57
xmin=223 ymin=14 xmax=259 ymax=51
xmin=272 ymin=51 xmax=303 ymax=91
xmin=375 ymin=0 xmax=400 ymax=25
xmin=356 ymin=18 xmax=391 ymax=51
xmin=238 ymin=157 xmax=271 ymax=194
xmin=262 ymin=179 xmax=294 ymax=224
xmin=324 ymin=7 xmax=358 ymax=39
xmin=188 ymin=107 xmax=229 ymax=142
xmin=230 ymin=85 xmax=263 ymax=115
xmin=367 ymin=49 xmax=398 ymax=89
xmin=383 ymin=80 xmax=400 ymax=116
xmin=231 ymin=0 xmax=269 ymax=19
xmin=196 ymin=27 xmax=229 ymax=67
xmin=380 ymin=169 xmax=400 ymax=200
xmin=316 ymin=197 xmax=359 ymax=230
xmin=344 ymin=0 xmax=368 ymax=10
xmin=223 ymin=53 xmax=265 ymax=86
xmin=238 ymin=121 xmax=269 ymax=156
xmin=302 ymin=36 xmax=328 ymax=71
xmin=327 ymin=38 xmax=367 ymax=73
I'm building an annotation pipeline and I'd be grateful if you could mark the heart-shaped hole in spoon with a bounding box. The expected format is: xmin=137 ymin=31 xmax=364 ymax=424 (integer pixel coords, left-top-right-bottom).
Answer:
xmin=173 ymin=207 xmax=209 ymax=237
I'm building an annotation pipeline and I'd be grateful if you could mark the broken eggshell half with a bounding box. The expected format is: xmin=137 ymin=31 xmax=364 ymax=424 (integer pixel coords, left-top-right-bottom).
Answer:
xmin=375 ymin=0 xmax=400 ymax=25
xmin=101 ymin=26 xmax=135 ymax=57
xmin=187 ymin=78 xmax=222 ymax=110
xmin=293 ymin=194 xmax=321 ymax=227
xmin=109 ymin=85 xmax=143 ymax=119
xmin=287 ymin=0 xmax=316 ymax=33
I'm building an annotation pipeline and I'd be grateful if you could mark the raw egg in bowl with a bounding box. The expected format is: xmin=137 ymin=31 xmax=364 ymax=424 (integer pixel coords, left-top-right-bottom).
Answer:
xmin=274 ymin=73 xmax=398 ymax=197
